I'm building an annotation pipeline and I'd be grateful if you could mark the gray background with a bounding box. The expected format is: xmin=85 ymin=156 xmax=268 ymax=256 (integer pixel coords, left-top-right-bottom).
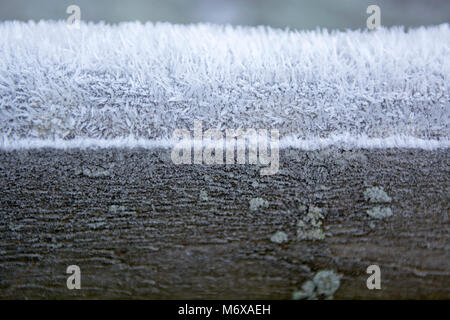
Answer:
xmin=0 ymin=0 xmax=449 ymax=30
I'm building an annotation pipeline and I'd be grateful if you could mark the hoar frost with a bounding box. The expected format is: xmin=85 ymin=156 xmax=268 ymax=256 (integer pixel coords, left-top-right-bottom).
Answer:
xmin=1 ymin=21 xmax=448 ymax=149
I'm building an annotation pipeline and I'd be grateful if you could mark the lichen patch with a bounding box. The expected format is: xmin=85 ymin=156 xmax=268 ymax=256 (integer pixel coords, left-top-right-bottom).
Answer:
xmin=199 ymin=189 xmax=208 ymax=201
xmin=364 ymin=186 xmax=392 ymax=203
xmin=109 ymin=205 xmax=126 ymax=213
xmin=249 ymin=197 xmax=269 ymax=211
xmin=270 ymin=231 xmax=288 ymax=244
xmin=367 ymin=206 xmax=393 ymax=219
xmin=297 ymin=205 xmax=325 ymax=240
xmin=293 ymin=270 xmax=342 ymax=300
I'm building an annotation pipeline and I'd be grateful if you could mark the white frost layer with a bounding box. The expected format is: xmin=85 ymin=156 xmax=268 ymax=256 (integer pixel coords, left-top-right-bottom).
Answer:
xmin=1 ymin=135 xmax=448 ymax=151
xmin=0 ymin=21 xmax=449 ymax=147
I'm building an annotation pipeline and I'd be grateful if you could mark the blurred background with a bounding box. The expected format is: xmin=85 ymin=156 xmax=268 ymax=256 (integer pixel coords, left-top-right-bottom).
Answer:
xmin=0 ymin=0 xmax=449 ymax=30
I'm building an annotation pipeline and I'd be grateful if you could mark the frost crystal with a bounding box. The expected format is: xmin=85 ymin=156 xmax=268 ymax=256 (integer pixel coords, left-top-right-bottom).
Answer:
xmin=0 ymin=21 xmax=448 ymax=150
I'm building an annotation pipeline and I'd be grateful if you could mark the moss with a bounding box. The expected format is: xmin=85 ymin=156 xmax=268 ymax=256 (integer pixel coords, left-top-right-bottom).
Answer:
xmin=367 ymin=206 xmax=393 ymax=219
xmin=297 ymin=205 xmax=325 ymax=240
xmin=270 ymin=231 xmax=288 ymax=244
xmin=364 ymin=186 xmax=392 ymax=203
xmin=292 ymin=270 xmax=341 ymax=300
xmin=249 ymin=197 xmax=269 ymax=211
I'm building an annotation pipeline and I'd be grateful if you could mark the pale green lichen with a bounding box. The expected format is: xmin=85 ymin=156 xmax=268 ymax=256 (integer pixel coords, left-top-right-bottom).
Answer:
xmin=364 ymin=186 xmax=392 ymax=203
xmin=83 ymin=167 xmax=110 ymax=178
xmin=76 ymin=163 xmax=115 ymax=178
xmin=367 ymin=206 xmax=393 ymax=219
xmin=292 ymin=270 xmax=342 ymax=300
xmin=109 ymin=205 xmax=126 ymax=213
xmin=87 ymin=221 xmax=106 ymax=230
xmin=249 ymin=197 xmax=269 ymax=211
xmin=313 ymin=270 xmax=342 ymax=297
xmin=297 ymin=206 xmax=325 ymax=240
xmin=297 ymin=204 xmax=308 ymax=214
xmin=292 ymin=280 xmax=315 ymax=300
xmin=203 ymin=175 xmax=213 ymax=183
xmin=199 ymin=189 xmax=208 ymax=201
xmin=270 ymin=231 xmax=288 ymax=244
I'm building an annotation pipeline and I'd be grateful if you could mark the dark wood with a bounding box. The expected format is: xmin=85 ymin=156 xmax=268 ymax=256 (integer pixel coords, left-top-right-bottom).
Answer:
xmin=0 ymin=148 xmax=448 ymax=299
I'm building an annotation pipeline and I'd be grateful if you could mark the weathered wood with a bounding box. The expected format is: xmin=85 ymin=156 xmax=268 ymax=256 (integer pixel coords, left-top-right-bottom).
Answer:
xmin=0 ymin=148 xmax=448 ymax=299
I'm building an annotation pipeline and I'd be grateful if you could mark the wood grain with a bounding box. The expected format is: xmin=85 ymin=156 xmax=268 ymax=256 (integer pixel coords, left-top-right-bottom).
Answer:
xmin=0 ymin=148 xmax=448 ymax=299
